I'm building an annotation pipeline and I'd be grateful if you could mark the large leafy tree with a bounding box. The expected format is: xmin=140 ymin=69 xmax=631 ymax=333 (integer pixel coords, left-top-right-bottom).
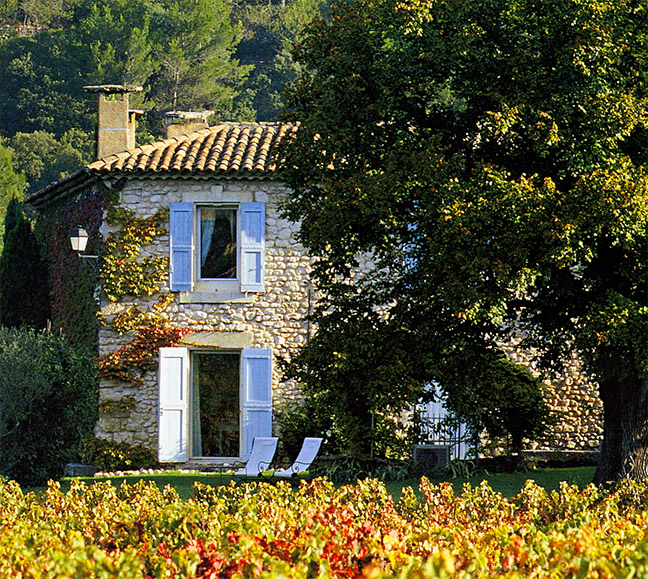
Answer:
xmin=6 ymin=130 xmax=92 ymax=193
xmin=281 ymin=0 xmax=648 ymax=481
xmin=0 ymin=31 xmax=93 ymax=139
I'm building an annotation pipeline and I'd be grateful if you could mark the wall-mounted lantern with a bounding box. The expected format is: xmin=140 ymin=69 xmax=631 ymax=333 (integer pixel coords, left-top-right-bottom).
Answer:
xmin=70 ymin=226 xmax=89 ymax=252
xmin=70 ymin=226 xmax=99 ymax=267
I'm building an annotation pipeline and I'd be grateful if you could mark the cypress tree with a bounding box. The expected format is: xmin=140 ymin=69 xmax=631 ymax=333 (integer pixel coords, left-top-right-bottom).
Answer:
xmin=3 ymin=197 xmax=21 ymax=245
xmin=0 ymin=202 xmax=50 ymax=328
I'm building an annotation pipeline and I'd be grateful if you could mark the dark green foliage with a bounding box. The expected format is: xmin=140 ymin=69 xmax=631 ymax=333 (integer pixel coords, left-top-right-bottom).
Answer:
xmin=0 ymin=200 xmax=50 ymax=329
xmin=78 ymin=436 xmax=158 ymax=472
xmin=281 ymin=284 xmax=432 ymax=458
xmin=233 ymin=0 xmax=324 ymax=121
xmin=2 ymin=197 xmax=21 ymax=245
xmin=146 ymin=0 xmax=250 ymax=115
xmin=35 ymin=188 xmax=105 ymax=352
xmin=0 ymin=32 xmax=94 ymax=139
xmin=1 ymin=0 xmax=254 ymax=143
xmin=1 ymin=0 xmax=326 ymax=142
xmin=310 ymin=455 xmax=423 ymax=483
xmin=440 ymin=351 xmax=556 ymax=454
xmin=6 ymin=130 xmax=92 ymax=193
xmin=274 ymin=399 xmax=333 ymax=461
xmin=0 ymin=327 xmax=98 ymax=485
xmin=2 ymin=0 xmax=83 ymax=28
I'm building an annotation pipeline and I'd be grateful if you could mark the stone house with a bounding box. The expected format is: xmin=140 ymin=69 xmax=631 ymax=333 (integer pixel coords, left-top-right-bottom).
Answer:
xmin=29 ymin=86 xmax=310 ymax=465
xmin=28 ymin=86 xmax=603 ymax=467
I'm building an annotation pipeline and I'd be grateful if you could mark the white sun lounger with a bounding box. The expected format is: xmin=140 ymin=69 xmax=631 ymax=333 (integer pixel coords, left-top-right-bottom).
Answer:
xmin=274 ymin=437 xmax=323 ymax=478
xmin=233 ymin=437 xmax=278 ymax=477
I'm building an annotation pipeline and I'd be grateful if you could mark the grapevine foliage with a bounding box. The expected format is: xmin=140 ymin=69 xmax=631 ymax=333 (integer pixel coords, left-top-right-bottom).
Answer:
xmin=2 ymin=476 xmax=648 ymax=577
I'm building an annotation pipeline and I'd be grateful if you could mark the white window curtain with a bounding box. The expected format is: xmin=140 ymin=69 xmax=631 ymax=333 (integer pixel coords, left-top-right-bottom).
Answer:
xmin=200 ymin=210 xmax=216 ymax=269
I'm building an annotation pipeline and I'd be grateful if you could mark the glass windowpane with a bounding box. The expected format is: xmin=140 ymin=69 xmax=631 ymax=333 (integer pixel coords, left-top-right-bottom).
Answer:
xmin=192 ymin=352 xmax=240 ymax=457
xmin=199 ymin=207 xmax=236 ymax=279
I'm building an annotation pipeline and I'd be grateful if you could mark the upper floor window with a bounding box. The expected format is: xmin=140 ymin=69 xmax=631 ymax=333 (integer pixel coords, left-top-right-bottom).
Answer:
xmin=199 ymin=207 xmax=236 ymax=280
xmin=169 ymin=201 xmax=265 ymax=294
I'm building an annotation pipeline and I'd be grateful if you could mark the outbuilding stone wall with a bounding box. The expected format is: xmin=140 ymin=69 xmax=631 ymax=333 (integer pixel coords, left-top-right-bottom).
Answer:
xmin=506 ymin=343 xmax=603 ymax=456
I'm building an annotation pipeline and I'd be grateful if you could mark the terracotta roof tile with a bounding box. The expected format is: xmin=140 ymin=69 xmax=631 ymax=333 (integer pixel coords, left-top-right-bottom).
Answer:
xmin=88 ymin=122 xmax=296 ymax=177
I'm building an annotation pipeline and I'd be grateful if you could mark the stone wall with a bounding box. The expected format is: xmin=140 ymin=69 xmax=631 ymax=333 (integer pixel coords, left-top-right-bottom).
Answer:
xmin=96 ymin=178 xmax=312 ymax=449
xmin=508 ymin=344 xmax=603 ymax=455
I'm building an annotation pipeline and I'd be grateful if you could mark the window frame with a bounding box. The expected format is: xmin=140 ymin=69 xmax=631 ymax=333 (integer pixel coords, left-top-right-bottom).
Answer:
xmin=169 ymin=201 xmax=266 ymax=297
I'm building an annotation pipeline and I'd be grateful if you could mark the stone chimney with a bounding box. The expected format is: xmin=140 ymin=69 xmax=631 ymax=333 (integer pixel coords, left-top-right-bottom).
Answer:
xmin=84 ymin=85 xmax=143 ymax=159
xmin=164 ymin=110 xmax=213 ymax=139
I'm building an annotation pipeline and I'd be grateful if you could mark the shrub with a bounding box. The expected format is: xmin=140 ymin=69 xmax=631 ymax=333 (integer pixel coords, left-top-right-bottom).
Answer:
xmin=79 ymin=437 xmax=159 ymax=472
xmin=311 ymin=455 xmax=423 ymax=483
xmin=274 ymin=399 xmax=333 ymax=461
xmin=0 ymin=327 xmax=97 ymax=485
xmin=275 ymin=396 xmax=425 ymax=465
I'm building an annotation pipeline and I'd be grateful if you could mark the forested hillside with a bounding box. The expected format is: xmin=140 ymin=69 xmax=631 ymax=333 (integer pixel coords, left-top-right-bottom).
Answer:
xmin=0 ymin=0 xmax=324 ymax=194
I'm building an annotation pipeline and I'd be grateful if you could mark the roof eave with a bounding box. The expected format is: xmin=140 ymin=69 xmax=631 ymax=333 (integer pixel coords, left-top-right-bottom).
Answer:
xmin=27 ymin=167 xmax=282 ymax=209
xmin=26 ymin=168 xmax=99 ymax=209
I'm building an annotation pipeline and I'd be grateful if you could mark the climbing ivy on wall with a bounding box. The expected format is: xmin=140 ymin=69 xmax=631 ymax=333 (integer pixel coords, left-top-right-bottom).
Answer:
xmin=38 ymin=183 xmax=191 ymax=396
xmin=37 ymin=185 xmax=106 ymax=352
xmin=98 ymin=295 xmax=191 ymax=386
xmin=37 ymin=184 xmax=171 ymax=350
xmin=96 ymin=205 xmax=187 ymax=387
xmin=98 ymin=319 xmax=190 ymax=385
xmin=100 ymin=206 xmax=169 ymax=302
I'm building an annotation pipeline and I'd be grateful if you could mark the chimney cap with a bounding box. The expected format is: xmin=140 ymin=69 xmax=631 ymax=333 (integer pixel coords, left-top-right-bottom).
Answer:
xmin=164 ymin=110 xmax=214 ymax=124
xmin=83 ymin=84 xmax=143 ymax=94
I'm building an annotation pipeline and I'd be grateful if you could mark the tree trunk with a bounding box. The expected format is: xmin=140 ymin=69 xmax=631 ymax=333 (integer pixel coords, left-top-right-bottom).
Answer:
xmin=593 ymin=365 xmax=648 ymax=485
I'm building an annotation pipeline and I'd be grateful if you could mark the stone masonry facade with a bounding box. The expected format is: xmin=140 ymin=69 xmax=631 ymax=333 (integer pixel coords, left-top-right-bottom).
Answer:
xmin=96 ymin=177 xmax=312 ymax=449
xmin=508 ymin=349 xmax=602 ymax=455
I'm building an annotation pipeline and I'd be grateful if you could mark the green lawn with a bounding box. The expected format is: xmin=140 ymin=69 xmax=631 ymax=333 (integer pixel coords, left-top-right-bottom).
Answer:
xmin=55 ymin=466 xmax=596 ymax=501
xmin=385 ymin=466 xmax=596 ymax=499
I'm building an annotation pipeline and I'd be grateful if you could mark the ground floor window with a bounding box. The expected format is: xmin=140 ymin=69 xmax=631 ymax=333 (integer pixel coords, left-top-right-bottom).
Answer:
xmin=158 ymin=347 xmax=272 ymax=463
xmin=192 ymin=352 xmax=240 ymax=458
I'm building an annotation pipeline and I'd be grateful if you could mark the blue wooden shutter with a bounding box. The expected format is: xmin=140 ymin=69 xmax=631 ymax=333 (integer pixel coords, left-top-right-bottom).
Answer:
xmin=240 ymin=348 xmax=272 ymax=458
xmin=169 ymin=202 xmax=193 ymax=291
xmin=239 ymin=202 xmax=265 ymax=292
xmin=158 ymin=347 xmax=189 ymax=462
